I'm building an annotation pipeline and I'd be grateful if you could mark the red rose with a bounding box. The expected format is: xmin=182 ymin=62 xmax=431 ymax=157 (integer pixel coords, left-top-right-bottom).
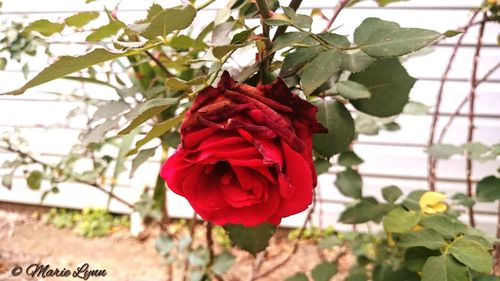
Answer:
xmin=160 ymin=71 xmax=327 ymax=226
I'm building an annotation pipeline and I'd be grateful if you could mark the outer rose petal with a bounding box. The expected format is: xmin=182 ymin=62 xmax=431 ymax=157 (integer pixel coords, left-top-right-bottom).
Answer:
xmin=274 ymin=141 xmax=313 ymax=217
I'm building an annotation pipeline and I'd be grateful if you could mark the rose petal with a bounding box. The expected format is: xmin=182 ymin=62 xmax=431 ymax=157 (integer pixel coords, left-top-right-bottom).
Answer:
xmin=183 ymin=127 xmax=216 ymax=148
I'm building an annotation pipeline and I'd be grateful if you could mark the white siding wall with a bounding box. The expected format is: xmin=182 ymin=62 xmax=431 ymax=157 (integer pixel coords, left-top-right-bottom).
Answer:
xmin=0 ymin=0 xmax=499 ymax=234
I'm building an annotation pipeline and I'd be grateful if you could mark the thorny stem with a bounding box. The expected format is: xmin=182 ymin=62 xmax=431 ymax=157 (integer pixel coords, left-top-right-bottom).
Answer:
xmin=322 ymin=0 xmax=350 ymax=32
xmin=427 ymin=11 xmax=479 ymax=191
xmin=255 ymin=0 xmax=272 ymax=82
xmin=0 ymin=144 xmax=134 ymax=209
xmin=465 ymin=13 xmax=487 ymax=228
xmin=253 ymin=192 xmax=317 ymax=280
xmin=144 ymin=50 xmax=172 ymax=77
xmin=272 ymin=0 xmax=303 ymax=41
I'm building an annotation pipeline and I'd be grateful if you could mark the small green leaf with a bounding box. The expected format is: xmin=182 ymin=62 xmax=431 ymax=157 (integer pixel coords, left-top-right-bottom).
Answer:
xmin=337 ymin=80 xmax=371 ymax=100
xmin=86 ymin=21 xmax=125 ymax=42
xmin=140 ymin=5 xmax=196 ymax=39
xmin=354 ymin=17 xmax=441 ymax=58
xmin=319 ymin=235 xmax=342 ymax=249
xmin=339 ymin=198 xmax=391 ymax=224
xmin=127 ymin=112 xmax=185 ymax=156
xmin=224 ymin=223 xmax=276 ymax=256
xmin=27 ymin=170 xmax=43 ymax=190
xmin=403 ymin=101 xmax=429 ymax=115
xmin=382 ymin=185 xmax=403 ymax=203
xmin=271 ymin=32 xmax=309 ymax=53
xmin=452 ymin=193 xmax=475 ymax=208
xmin=165 ymin=77 xmax=190 ymax=90
xmin=231 ymin=28 xmax=257 ymax=44
xmin=340 ymin=49 xmax=375 ymax=73
xmin=476 ymin=175 xmax=500 ymax=202
xmin=285 ymin=272 xmax=308 ymax=281
xmin=335 ymin=168 xmax=362 ymax=199
xmin=65 ymin=12 xmax=99 ymax=27
xmin=311 ymin=261 xmax=337 ymax=281
xmin=2 ymin=174 xmax=13 ymax=189
xmin=350 ymin=58 xmax=416 ymax=117
xmin=383 ymin=207 xmax=420 ymax=233
xmin=130 ymin=148 xmax=157 ymax=178
xmin=93 ymin=101 xmax=129 ymax=121
xmin=426 ymin=144 xmax=463 ymax=159
xmin=338 ymin=151 xmax=364 ymax=167
xmin=420 ymin=214 xmax=467 ymax=238
xmin=23 ymin=19 xmax=64 ymax=36
xmin=404 ymin=247 xmax=441 ymax=272
xmin=263 ymin=14 xmax=293 ymax=26
xmin=443 ymin=30 xmax=462 ymax=38
xmin=155 ymin=234 xmax=174 ymax=256
xmin=312 ymin=99 xmax=355 ymax=158
xmin=422 ymin=254 xmax=471 ymax=281
xmin=279 ymin=46 xmax=322 ymax=78
xmin=301 ymin=49 xmax=342 ymax=95
xmin=294 ymin=14 xmax=312 ymax=29
xmin=314 ymin=159 xmax=332 ymax=175
xmin=119 ymin=98 xmax=178 ymax=135
xmin=212 ymin=43 xmax=249 ymax=59
xmin=211 ymin=251 xmax=236 ymax=275
xmin=398 ymin=229 xmax=446 ymax=250
xmin=449 ymin=237 xmax=493 ymax=273
xmin=317 ymin=33 xmax=350 ymax=48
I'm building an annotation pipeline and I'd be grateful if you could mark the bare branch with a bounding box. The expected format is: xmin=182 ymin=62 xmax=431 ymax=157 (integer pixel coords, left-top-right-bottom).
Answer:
xmin=322 ymin=0 xmax=349 ymax=32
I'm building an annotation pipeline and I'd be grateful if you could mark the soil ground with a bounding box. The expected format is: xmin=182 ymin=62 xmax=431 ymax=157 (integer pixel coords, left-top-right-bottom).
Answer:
xmin=0 ymin=203 xmax=351 ymax=281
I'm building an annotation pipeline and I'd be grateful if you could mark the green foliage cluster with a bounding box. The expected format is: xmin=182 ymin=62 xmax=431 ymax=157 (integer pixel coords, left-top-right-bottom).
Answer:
xmin=41 ymin=207 xmax=129 ymax=238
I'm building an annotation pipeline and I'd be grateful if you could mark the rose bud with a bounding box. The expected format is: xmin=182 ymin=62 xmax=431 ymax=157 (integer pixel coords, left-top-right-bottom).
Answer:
xmin=160 ymin=71 xmax=327 ymax=227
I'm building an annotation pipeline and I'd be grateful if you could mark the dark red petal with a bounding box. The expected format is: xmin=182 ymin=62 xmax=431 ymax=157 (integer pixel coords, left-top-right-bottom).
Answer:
xmin=190 ymin=86 xmax=222 ymax=112
xmin=182 ymin=127 xmax=216 ymax=148
xmin=235 ymin=83 xmax=293 ymax=113
xmin=217 ymin=70 xmax=237 ymax=90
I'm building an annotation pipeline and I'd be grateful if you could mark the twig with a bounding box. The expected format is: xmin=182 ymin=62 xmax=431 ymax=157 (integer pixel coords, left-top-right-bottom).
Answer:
xmin=427 ymin=11 xmax=479 ymax=191
xmin=255 ymin=0 xmax=272 ymax=82
xmin=206 ymin=222 xmax=215 ymax=265
xmin=475 ymin=61 xmax=500 ymax=86
xmin=246 ymin=251 xmax=266 ymax=281
xmin=437 ymin=96 xmax=468 ymax=144
xmin=144 ymin=50 xmax=172 ymax=77
xmin=322 ymin=0 xmax=349 ymax=32
xmin=253 ymin=194 xmax=317 ymax=280
xmin=0 ymin=144 xmax=134 ymax=209
xmin=465 ymin=13 xmax=486 ymax=228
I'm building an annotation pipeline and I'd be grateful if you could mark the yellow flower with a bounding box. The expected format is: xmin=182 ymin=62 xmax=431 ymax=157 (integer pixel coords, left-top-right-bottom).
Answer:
xmin=419 ymin=191 xmax=447 ymax=214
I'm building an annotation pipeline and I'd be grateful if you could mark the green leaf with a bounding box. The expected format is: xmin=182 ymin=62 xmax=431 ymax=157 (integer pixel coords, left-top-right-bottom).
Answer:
xmin=118 ymin=98 xmax=178 ymax=135
xmin=231 ymin=27 xmax=257 ymax=44
xmin=452 ymin=193 xmax=475 ymax=208
xmin=285 ymin=272 xmax=308 ymax=281
xmin=335 ymin=168 xmax=362 ymax=199
xmin=448 ymin=237 xmax=493 ymax=273
xmin=373 ymin=265 xmax=419 ymax=281
xmin=271 ymin=32 xmax=309 ymax=53
xmin=211 ymin=251 xmax=236 ymax=275
xmin=354 ymin=18 xmax=440 ymax=58
xmin=65 ymin=12 xmax=99 ymax=27
xmin=127 ymin=112 xmax=185 ymax=156
xmin=279 ymin=46 xmax=322 ymax=78
xmin=130 ymin=148 xmax=157 ymax=178
xmin=443 ymin=30 xmax=462 ymax=38
xmin=311 ymin=262 xmax=337 ymax=281
xmin=312 ymin=99 xmax=355 ymax=158
xmin=2 ymin=174 xmax=13 ymax=189
xmin=319 ymin=235 xmax=342 ymax=249
xmin=350 ymin=58 xmax=416 ymax=117
xmin=340 ymin=50 xmax=375 ymax=73
xmin=23 ymin=19 xmax=64 ymax=36
xmin=403 ymin=101 xmax=429 ymax=115
xmin=339 ymin=198 xmax=391 ymax=224
xmin=27 ymin=170 xmax=43 ymax=190
xmin=404 ymin=247 xmax=441 ymax=272
xmin=476 ymin=175 xmax=500 ymax=202
xmin=314 ymin=159 xmax=332 ymax=175
xmin=294 ymin=14 xmax=312 ymax=29
xmin=337 ymin=80 xmax=371 ymax=100
xmin=426 ymin=144 xmax=464 ymax=160
xmin=212 ymin=43 xmax=249 ymax=59
xmin=140 ymin=5 xmax=196 ymax=39
xmin=382 ymin=185 xmax=403 ymax=203
xmin=474 ymin=276 xmax=500 ymax=281
xmin=2 ymin=44 xmax=160 ymax=96
xmin=86 ymin=21 xmax=125 ymax=42
xmin=224 ymin=223 xmax=276 ymax=256
xmin=338 ymin=151 xmax=364 ymax=167
xmin=92 ymin=101 xmax=129 ymax=121
xmin=165 ymin=77 xmax=190 ymax=90
xmin=301 ymin=49 xmax=342 ymax=95
xmin=0 ymin=58 xmax=7 ymax=70
xmin=422 ymin=255 xmax=471 ymax=281
xmin=155 ymin=234 xmax=174 ymax=256
xmin=383 ymin=207 xmax=421 ymax=233
xmin=263 ymin=14 xmax=293 ymax=26
xmin=420 ymin=214 xmax=467 ymax=238
xmin=317 ymin=33 xmax=350 ymax=48
xmin=398 ymin=229 xmax=447 ymax=250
